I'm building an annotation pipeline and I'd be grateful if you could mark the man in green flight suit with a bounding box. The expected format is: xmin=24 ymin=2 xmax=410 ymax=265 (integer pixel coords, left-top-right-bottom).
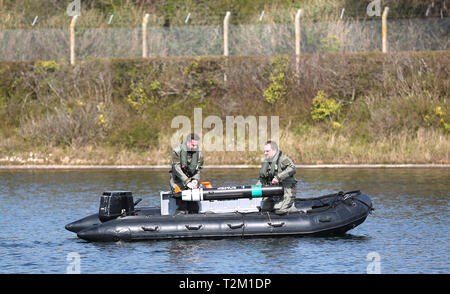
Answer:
xmin=256 ymin=140 xmax=298 ymax=215
xmin=169 ymin=133 xmax=204 ymax=214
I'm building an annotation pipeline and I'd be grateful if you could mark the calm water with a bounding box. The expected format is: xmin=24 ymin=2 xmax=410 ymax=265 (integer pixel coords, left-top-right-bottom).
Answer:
xmin=0 ymin=168 xmax=448 ymax=274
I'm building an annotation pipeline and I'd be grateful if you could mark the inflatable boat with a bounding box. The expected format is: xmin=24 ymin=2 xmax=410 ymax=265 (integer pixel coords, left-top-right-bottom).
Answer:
xmin=66 ymin=185 xmax=373 ymax=242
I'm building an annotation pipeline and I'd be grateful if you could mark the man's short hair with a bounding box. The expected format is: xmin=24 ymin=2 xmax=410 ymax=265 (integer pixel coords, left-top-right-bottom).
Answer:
xmin=186 ymin=133 xmax=200 ymax=141
xmin=265 ymin=140 xmax=278 ymax=151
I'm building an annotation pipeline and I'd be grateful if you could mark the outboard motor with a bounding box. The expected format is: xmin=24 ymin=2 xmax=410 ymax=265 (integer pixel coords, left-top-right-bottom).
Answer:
xmin=99 ymin=191 xmax=134 ymax=222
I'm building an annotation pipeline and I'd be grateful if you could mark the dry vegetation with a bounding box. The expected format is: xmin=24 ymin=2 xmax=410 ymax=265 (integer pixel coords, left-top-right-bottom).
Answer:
xmin=0 ymin=52 xmax=448 ymax=165
xmin=0 ymin=0 xmax=448 ymax=165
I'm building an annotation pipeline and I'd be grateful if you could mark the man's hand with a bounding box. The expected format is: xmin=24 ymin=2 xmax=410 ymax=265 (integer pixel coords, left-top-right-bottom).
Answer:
xmin=271 ymin=177 xmax=279 ymax=185
xmin=186 ymin=179 xmax=198 ymax=189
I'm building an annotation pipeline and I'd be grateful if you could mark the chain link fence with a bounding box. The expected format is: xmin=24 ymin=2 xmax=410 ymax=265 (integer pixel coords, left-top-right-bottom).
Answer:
xmin=0 ymin=17 xmax=448 ymax=61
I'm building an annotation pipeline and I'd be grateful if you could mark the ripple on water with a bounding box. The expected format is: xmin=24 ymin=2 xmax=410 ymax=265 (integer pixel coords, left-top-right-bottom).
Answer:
xmin=0 ymin=168 xmax=448 ymax=273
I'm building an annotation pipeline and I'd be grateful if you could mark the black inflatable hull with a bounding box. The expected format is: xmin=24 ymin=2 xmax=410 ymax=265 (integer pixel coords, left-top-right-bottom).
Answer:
xmin=67 ymin=191 xmax=372 ymax=242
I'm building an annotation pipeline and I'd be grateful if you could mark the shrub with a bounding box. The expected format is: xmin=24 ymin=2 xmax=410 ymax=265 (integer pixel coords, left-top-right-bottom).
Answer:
xmin=263 ymin=55 xmax=289 ymax=104
xmin=311 ymin=90 xmax=341 ymax=122
xmin=126 ymin=81 xmax=161 ymax=112
xmin=34 ymin=60 xmax=59 ymax=72
xmin=320 ymin=35 xmax=341 ymax=53
xmin=424 ymin=106 xmax=450 ymax=134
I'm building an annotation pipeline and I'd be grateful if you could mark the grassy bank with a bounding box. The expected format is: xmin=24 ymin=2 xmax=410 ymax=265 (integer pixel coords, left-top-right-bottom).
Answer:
xmin=0 ymin=51 xmax=449 ymax=165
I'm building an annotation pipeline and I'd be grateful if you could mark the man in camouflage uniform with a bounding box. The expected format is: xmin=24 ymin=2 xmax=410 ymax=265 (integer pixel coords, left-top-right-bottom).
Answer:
xmin=256 ymin=141 xmax=298 ymax=215
xmin=169 ymin=133 xmax=204 ymax=214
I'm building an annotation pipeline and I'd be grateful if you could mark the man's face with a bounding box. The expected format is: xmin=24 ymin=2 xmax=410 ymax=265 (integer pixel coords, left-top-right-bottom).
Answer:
xmin=187 ymin=139 xmax=199 ymax=151
xmin=264 ymin=144 xmax=277 ymax=159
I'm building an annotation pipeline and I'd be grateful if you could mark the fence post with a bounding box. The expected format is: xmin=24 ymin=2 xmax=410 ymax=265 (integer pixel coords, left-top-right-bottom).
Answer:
xmin=223 ymin=11 xmax=231 ymax=82
xmin=223 ymin=11 xmax=231 ymax=56
xmin=382 ymin=7 xmax=389 ymax=53
xmin=259 ymin=10 xmax=265 ymax=22
xmin=108 ymin=14 xmax=114 ymax=25
xmin=31 ymin=16 xmax=38 ymax=26
xmin=340 ymin=8 xmax=345 ymax=19
xmin=70 ymin=15 xmax=79 ymax=65
xmin=142 ymin=13 xmax=150 ymax=58
xmin=295 ymin=9 xmax=302 ymax=75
